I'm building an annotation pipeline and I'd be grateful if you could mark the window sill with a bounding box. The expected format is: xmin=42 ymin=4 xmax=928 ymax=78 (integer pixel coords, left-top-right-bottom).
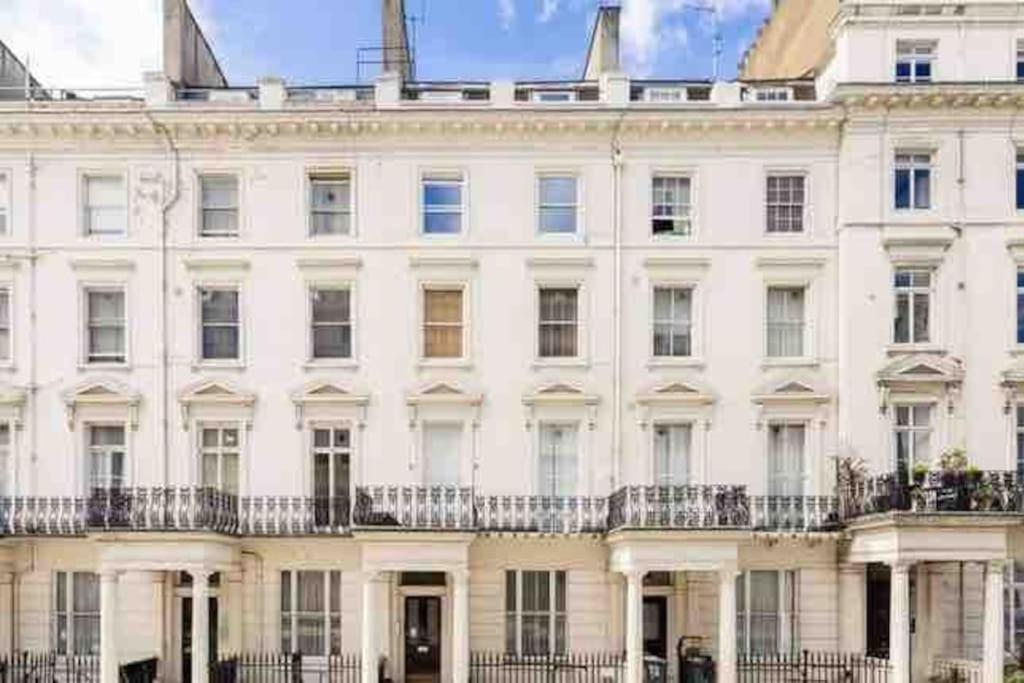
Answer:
xmin=651 ymin=232 xmax=695 ymax=241
xmin=303 ymin=359 xmax=358 ymax=370
xmin=192 ymin=360 xmax=247 ymax=371
xmin=885 ymin=344 xmax=945 ymax=356
xmin=647 ymin=357 xmax=706 ymax=370
xmin=761 ymin=357 xmax=820 ymax=369
xmin=79 ymin=363 xmax=131 ymax=372
xmin=417 ymin=359 xmax=474 ymax=370
xmin=532 ymin=358 xmax=589 ymax=370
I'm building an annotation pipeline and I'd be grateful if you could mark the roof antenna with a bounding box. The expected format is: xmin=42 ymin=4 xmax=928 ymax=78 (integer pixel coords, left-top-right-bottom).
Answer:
xmin=680 ymin=1 xmax=723 ymax=80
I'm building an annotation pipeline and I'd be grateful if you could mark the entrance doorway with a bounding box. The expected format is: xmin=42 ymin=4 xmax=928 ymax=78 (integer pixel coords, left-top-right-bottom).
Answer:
xmin=404 ymin=596 xmax=442 ymax=683
xmin=181 ymin=595 xmax=218 ymax=683
xmin=643 ymin=596 xmax=669 ymax=660
xmin=866 ymin=563 xmax=890 ymax=658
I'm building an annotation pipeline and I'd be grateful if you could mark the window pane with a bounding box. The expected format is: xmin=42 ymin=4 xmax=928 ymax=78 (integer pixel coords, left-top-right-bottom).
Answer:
xmin=539 ymin=177 xmax=576 ymax=205
xmin=201 ymin=176 xmax=238 ymax=208
xmin=423 ymin=424 xmax=462 ymax=485
xmin=538 ymin=289 xmax=578 ymax=358
xmin=423 ymin=289 xmax=463 ymax=358
xmin=539 ymin=207 xmax=577 ymax=234
xmin=913 ymin=293 xmax=930 ymax=342
xmin=203 ymin=327 xmax=239 ymax=359
xmin=895 ymin=169 xmax=910 ymax=209
xmin=913 ymin=169 xmax=931 ymax=208
xmin=201 ymin=290 xmax=238 ymax=323
xmin=766 ymin=287 xmax=805 ymax=358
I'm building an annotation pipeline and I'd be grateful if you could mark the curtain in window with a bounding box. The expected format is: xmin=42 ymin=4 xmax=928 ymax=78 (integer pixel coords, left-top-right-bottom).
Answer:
xmin=424 ymin=289 xmax=463 ymax=358
xmin=200 ymin=176 xmax=239 ymax=236
xmin=653 ymin=424 xmax=691 ymax=486
xmin=89 ymin=426 xmax=125 ymax=490
xmin=748 ymin=571 xmax=780 ymax=655
xmin=538 ymin=289 xmax=578 ymax=357
xmin=72 ymin=573 xmax=100 ymax=655
xmin=766 ymin=288 xmax=805 ymax=357
xmin=653 ymin=288 xmax=692 ymax=357
xmin=87 ymin=290 xmax=125 ymax=361
xmin=296 ymin=571 xmax=326 ymax=655
xmin=423 ymin=424 xmax=462 ymax=485
xmin=767 ymin=424 xmax=805 ymax=496
xmin=200 ymin=289 xmax=240 ymax=359
xmin=538 ymin=425 xmax=578 ymax=496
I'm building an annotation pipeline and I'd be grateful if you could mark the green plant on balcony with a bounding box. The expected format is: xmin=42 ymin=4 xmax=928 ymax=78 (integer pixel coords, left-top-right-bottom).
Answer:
xmin=911 ymin=461 xmax=929 ymax=485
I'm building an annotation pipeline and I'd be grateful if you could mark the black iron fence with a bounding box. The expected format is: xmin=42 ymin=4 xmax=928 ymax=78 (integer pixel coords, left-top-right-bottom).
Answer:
xmin=469 ymin=652 xmax=625 ymax=683
xmin=119 ymin=657 xmax=157 ymax=683
xmin=210 ymin=653 xmax=360 ymax=683
xmin=476 ymin=496 xmax=608 ymax=534
xmin=839 ymin=470 xmax=1022 ymax=520
xmin=0 ymin=653 xmax=99 ymax=683
xmin=737 ymin=651 xmax=892 ymax=683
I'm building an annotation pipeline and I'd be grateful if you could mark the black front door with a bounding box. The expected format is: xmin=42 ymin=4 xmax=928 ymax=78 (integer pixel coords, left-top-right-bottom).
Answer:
xmin=643 ymin=597 xmax=668 ymax=660
xmin=182 ymin=596 xmax=219 ymax=683
xmin=866 ymin=564 xmax=890 ymax=658
xmin=405 ymin=596 xmax=442 ymax=683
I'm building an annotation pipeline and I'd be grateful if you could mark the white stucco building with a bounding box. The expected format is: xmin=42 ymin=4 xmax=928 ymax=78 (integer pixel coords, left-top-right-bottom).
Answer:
xmin=0 ymin=1 xmax=1023 ymax=682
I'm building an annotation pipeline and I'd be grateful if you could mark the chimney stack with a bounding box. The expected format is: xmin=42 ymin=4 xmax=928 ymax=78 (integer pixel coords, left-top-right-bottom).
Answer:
xmin=381 ymin=0 xmax=413 ymax=81
xmin=583 ymin=5 xmax=621 ymax=80
xmin=162 ymin=0 xmax=227 ymax=88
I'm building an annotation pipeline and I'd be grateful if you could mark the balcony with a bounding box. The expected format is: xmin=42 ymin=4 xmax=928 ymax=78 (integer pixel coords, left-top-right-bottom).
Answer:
xmin=607 ymin=485 xmax=751 ymax=530
xmin=749 ymin=495 xmax=841 ymax=533
xmin=476 ymin=495 xmax=608 ymax=534
xmin=839 ymin=470 xmax=1022 ymax=519
xmin=353 ymin=486 xmax=475 ymax=531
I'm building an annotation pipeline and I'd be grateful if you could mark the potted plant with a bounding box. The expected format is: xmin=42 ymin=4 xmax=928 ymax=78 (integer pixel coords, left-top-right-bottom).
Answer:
xmin=938 ymin=448 xmax=968 ymax=487
xmin=912 ymin=462 xmax=929 ymax=485
xmin=964 ymin=463 xmax=983 ymax=484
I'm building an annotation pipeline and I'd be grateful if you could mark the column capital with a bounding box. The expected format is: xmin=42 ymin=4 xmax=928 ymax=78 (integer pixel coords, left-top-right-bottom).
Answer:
xmin=889 ymin=561 xmax=913 ymax=575
xmin=450 ymin=568 xmax=470 ymax=585
xmin=987 ymin=559 xmax=1006 ymax=574
xmin=188 ymin=568 xmax=213 ymax=583
xmin=99 ymin=568 xmax=119 ymax=581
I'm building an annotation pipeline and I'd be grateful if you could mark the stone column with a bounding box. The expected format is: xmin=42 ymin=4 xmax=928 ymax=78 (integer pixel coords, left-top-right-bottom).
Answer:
xmin=838 ymin=564 xmax=866 ymax=654
xmin=913 ymin=564 xmax=931 ymax=683
xmin=718 ymin=568 xmax=738 ymax=683
xmin=190 ymin=569 xmax=211 ymax=683
xmin=625 ymin=571 xmax=643 ymax=683
xmin=890 ymin=563 xmax=912 ymax=683
xmin=99 ymin=570 xmax=119 ymax=683
xmin=451 ymin=569 xmax=470 ymax=683
xmin=0 ymin=571 xmax=14 ymax=656
xmin=983 ymin=561 xmax=1005 ymax=683
xmin=226 ymin=571 xmax=244 ymax=655
xmin=361 ymin=572 xmax=377 ymax=683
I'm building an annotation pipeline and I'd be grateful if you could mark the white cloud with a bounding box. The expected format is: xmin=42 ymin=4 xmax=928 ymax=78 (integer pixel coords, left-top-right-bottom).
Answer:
xmin=538 ymin=0 xmax=560 ymax=23
xmin=0 ymin=0 xmax=222 ymax=88
xmin=498 ymin=0 xmax=517 ymax=30
xmin=621 ymin=0 xmax=768 ymax=76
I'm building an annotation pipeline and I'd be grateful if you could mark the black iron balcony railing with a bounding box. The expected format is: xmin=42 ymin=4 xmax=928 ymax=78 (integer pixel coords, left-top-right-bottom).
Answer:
xmin=85 ymin=487 xmax=239 ymax=532
xmin=476 ymin=495 xmax=608 ymax=534
xmin=839 ymin=470 xmax=1023 ymax=519
xmin=238 ymin=496 xmax=351 ymax=535
xmin=353 ymin=486 xmax=476 ymax=530
xmin=749 ymin=495 xmax=841 ymax=533
xmin=607 ymin=485 xmax=751 ymax=530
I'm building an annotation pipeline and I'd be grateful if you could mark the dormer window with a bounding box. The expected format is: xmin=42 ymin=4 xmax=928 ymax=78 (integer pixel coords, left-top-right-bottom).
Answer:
xmin=895 ymin=41 xmax=935 ymax=83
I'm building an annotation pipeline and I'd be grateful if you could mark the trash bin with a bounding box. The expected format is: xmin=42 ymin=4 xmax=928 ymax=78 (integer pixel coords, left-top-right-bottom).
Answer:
xmin=678 ymin=637 xmax=715 ymax=683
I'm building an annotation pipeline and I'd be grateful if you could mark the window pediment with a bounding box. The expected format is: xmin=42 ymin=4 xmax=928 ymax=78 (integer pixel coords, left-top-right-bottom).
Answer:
xmin=406 ymin=381 xmax=483 ymax=407
xmin=636 ymin=380 xmax=715 ymax=407
xmin=877 ymin=354 xmax=963 ymax=388
xmin=290 ymin=380 xmax=369 ymax=429
xmin=62 ymin=378 xmax=141 ymax=430
xmin=178 ymin=378 xmax=256 ymax=428
xmin=522 ymin=382 xmax=599 ymax=430
xmin=752 ymin=374 xmax=831 ymax=405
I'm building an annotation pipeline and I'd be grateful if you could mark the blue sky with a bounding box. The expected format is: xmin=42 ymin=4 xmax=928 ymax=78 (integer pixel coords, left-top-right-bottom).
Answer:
xmin=1 ymin=0 xmax=772 ymax=89
xmin=201 ymin=0 xmax=772 ymax=84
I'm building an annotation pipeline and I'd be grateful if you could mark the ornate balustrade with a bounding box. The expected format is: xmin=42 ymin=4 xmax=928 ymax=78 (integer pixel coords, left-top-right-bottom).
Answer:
xmin=749 ymin=495 xmax=841 ymax=533
xmin=238 ymin=496 xmax=350 ymax=535
xmin=839 ymin=470 xmax=1022 ymax=520
xmin=353 ymin=486 xmax=476 ymax=530
xmin=607 ymin=485 xmax=751 ymax=530
xmin=476 ymin=495 xmax=608 ymax=534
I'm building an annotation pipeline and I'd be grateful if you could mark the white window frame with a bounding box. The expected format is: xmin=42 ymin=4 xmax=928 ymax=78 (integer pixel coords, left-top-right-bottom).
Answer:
xmin=892 ymin=268 xmax=932 ymax=346
xmin=82 ymin=285 xmax=128 ymax=366
xmin=310 ymin=424 xmax=352 ymax=501
xmin=765 ymin=422 xmax=808 ymax=496
xmin=650 ymin=173 xmax=694 ymax=237
xmin=196 ymin=284 xmax=243 ymax=365
xmin=280 ymin=569 xmax=342 ymax=657
xmin=53 ymin=571 xmax=100 ymax=656
xmin=421 ymin=421 xmax=464 ymax=486
xmin=197 ymin=422 xmax=242 ymax=494
xmin=536 ymin=173 xmax=582 ymax=237
xmin=80 ymin=172 xmax=128 ymax=238
xmin=307 ymin=171 xmax=354 ymax=237
xmin=86 ymin=423 xmax=127 ymax=492
xmin=308 ymin=285 xmax=354 ymax=363
xmin=651 ymin=285 xmax=694 ymax=359
xmin=419 ymin=283 xmax=469 ymax=364
xmin=651 ymin=422 xmax=692 ymax=486
xmin=0 ymin=169 xmax=10 ymax=236
xmin=736 ymin=569 xmax=798 ymax=656
xmin=536 ymin=421 xmax=580 ymax=497
xmin=765 ymin=285 xmax=808 ymax=360
xmin=505 ymin=569 xmax=568 ymax=656
xmin=0 ymin=285 xmax=12 ymax=366
xmin=895 ymin=40 xmax=936 ymax=83
xmin=196 ymin=171 xmax=241 ymax=238
xmin=894 ymin=151 xmax=933 ymax=211
xmin=892 ymin=402 xmax=933 ymax=471
xmin=536 ymin=284 xmax=582 ymax=362
xmin=765 ymin=172 xmax=808 ymax=234
xmin=420 ymin=170 xmax=467 ymax=236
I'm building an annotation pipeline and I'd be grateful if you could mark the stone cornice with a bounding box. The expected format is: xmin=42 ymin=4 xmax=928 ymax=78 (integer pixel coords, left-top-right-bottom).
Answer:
xmin=0 ymin=107 xmax=844 ymax=146
xmin=834 ymin=83 xmax=1024 ymax=111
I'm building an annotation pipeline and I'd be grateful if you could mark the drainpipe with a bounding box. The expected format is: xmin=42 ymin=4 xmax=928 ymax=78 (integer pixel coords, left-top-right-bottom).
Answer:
xmin=26 ymin=152 xmax=36 ymax=496
xmin=610 ymin=112 xmax=626 ymax=491
xmin=143 ymin=110 xmax=180 ymax=487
